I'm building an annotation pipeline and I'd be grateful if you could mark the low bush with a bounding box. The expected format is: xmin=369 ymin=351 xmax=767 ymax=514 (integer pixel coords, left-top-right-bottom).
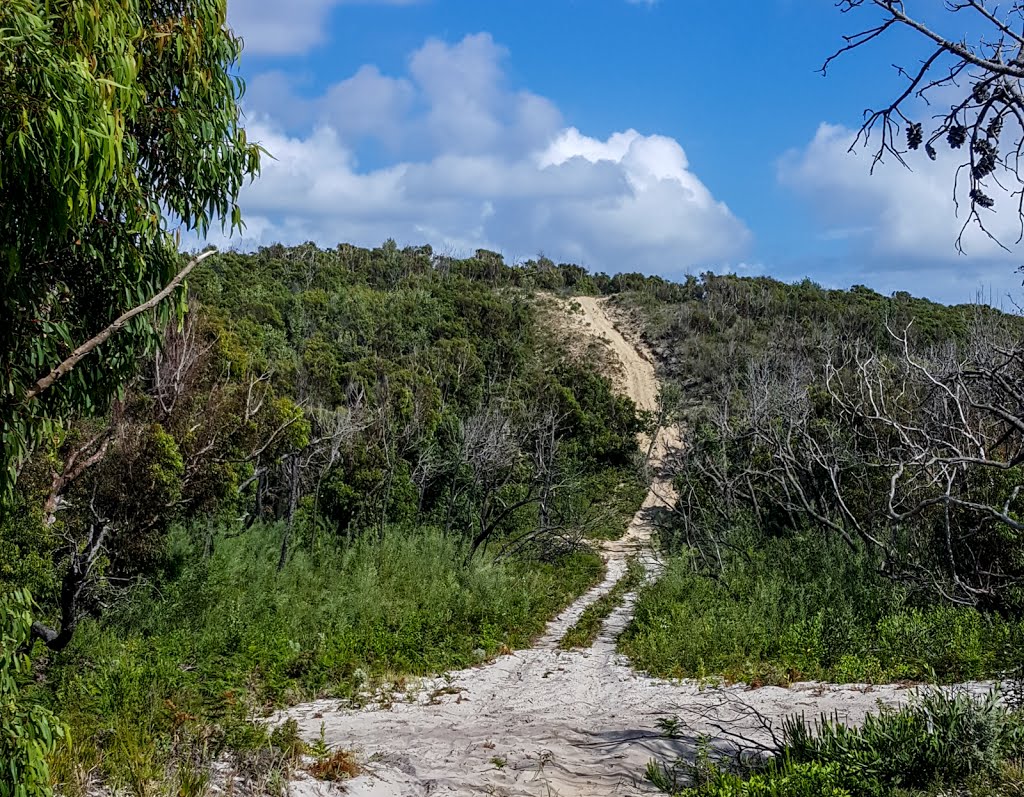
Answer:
xmin=621 ymin=529 xmax=1024 ymax=685
xmin=673 ymin=759 xmax=855 ymax=797
xmin=652 ymin=691 xmax=1024 ymax=797
xmin=784 ymin=689 xmax=1022 ymax=790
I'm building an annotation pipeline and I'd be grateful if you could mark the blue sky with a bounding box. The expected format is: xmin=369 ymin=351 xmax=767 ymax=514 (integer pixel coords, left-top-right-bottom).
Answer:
xmin=219 ymin=0 xmax=1024 ymax=305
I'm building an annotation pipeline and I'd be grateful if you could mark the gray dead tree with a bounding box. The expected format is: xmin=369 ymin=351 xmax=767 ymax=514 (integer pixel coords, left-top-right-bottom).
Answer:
xmin=673 ymin=313 xmax=1024 ymax=609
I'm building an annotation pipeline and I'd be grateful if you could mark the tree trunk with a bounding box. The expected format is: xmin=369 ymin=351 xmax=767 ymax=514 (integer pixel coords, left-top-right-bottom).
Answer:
xmin=278 ymin=455 xmax=300 ymax=572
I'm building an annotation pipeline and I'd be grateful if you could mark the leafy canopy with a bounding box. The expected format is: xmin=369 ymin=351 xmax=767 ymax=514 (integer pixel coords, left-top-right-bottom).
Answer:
xmin=0 ymin=0 xmax=260 ymax=499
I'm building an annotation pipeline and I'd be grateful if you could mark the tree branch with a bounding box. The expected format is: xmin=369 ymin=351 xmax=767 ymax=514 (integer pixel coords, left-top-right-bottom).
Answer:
xmin=22 ymin=248 xmax=218 ymax=403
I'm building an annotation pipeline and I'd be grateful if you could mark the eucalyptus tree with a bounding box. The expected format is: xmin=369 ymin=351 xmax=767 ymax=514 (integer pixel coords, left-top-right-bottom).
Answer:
xmin=0 ymin=0 xmax=261 ymax=500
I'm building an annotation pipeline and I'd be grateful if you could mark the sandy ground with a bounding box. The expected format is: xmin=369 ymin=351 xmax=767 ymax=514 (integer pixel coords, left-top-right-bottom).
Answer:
xmin=279 ymin=297 xmax=939 ymax=797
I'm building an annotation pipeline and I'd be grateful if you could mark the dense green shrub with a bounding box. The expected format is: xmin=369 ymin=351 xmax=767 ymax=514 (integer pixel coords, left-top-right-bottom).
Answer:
xmin=621 ymin=529 xmax=1024 ymax=684
xmin=612 ymin=272 xmax=1016 ymax=410
xmin=619 ymin=268 xmax=1024 ymax=616
xmin=783 ymin=690 xmax=1021 ymax=789
xmin=653 ymin=691 xmax=1024 ymax=797
xmin=670 ymin=759 xmax=855 ymax=797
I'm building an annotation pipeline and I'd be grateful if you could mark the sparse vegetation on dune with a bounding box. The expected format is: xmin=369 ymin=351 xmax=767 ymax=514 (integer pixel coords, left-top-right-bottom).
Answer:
xmin=3 ymin=238 xmax=1024 ymax=794
xmin=615 ymin=270 xmax=1024 ymax=684
xmin=559 ymin=556 xmax=645 ymax=650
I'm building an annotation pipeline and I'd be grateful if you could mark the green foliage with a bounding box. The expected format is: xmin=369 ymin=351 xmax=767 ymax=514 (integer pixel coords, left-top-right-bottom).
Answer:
xmin=619 ymin=269 xmax=1024 ymax=614
xmin=783 ymin=690 xmax=1021 ymax=790
xmin=0 ymin=502 xmax=55 ymax=603
xmin=45 ymin=523 xmax=603 ymax=787
xmin=573 ymin=264 xmax=1024 ymax=796
xmin=653 ymin=692 xmax=1024 ymax=797
xmin=620 ymin=528 xmax=1024 ymax=684
xmin=610 ymin=267 xmax=1024 ymax=686
xmin=552 ymin=364 xmax=644 ymax=469
xmin=1 ymin=0 xmax=261 ymax=498
xmin=559 ymin=557 xmax=646 ymax=649
xmin=668 ymin=759 xmax=855 ymax=797
xmin=172 ymin=243 xmax=643 ymax=548
xmin=1 ymin=589 xmax=66 ymax=797
xmin=268 ymin=719 xmax=306 ymax=762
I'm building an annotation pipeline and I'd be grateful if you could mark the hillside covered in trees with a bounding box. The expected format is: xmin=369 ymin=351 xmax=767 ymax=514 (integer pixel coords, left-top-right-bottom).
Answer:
xmin=13 ymin=1 xmax=1024 ymax=795
xmin=613 ymin=274 xmax=1024 ymax=674
xmin=6 ymin=239 xmax=1024 ymax=796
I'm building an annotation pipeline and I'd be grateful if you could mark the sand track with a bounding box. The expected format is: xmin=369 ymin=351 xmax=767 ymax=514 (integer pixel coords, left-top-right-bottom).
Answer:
xmin=281 ymin=297 xmax=925 ymax=797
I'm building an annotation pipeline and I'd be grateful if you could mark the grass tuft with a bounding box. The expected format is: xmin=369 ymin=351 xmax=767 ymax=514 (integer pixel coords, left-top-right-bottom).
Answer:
xmin=559 ymin=557 xmax=646 ymax=649
xmin=308 ymin=750 xmax=360 ymax=782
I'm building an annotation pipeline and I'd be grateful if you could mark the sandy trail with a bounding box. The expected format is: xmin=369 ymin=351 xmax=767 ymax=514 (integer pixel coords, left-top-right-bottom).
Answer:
xmin=281 ymin=297 xmax=926 ymax=797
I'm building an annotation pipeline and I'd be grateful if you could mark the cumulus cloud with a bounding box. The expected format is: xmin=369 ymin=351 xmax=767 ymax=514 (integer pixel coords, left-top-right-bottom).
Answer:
xmin=780 ymin=122 xmax=1024 ymax=261
xmin=244 ymin=34 xmax=564 ymax=159
xmin=229 ymin=0 xmax=422 ymax=56
xmin=780 ymin=122 xmax=1024 ymax=303
xmin=220 ymin=34 xmax=749 ymax=273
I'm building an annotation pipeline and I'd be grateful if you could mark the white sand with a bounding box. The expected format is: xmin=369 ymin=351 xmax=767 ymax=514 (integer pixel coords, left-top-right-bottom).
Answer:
xmin=279 ymin=297 xmax=961 ymax=797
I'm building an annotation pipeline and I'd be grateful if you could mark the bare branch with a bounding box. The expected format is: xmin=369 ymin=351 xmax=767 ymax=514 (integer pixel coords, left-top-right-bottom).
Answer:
xmin=22 ymin=249 xmax=217 ymax=403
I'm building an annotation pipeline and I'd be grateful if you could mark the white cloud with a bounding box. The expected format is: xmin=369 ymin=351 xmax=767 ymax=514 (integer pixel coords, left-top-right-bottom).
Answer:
xmin=405 ymin=34 xmax=563 ymax=157
xmin=779 ymin=122 xmax=1024 ymax=303
xmin=218 ymin=34 xmax=749 ymax=273
xmin=228 ymin=0 xmax=421 ymax=56
xmin=242 ymin=34 xmax=563 ymax=159
xmin=322 ymin=66 xmax=416 ymax=146
xmin=780 ymin=122 xmax=1023 ymax=263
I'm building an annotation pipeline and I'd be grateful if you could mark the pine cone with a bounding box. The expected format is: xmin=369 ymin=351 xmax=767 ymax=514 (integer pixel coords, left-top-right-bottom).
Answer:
xmin=907 ymin=122 xmax=923 ymax=150
xmin=970 ymin=188 xmax=995 ymax=208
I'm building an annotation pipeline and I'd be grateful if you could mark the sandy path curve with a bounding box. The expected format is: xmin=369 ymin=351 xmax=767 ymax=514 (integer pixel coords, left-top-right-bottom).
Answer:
xmin=280 ymin=297 xmax=924 ymax=797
